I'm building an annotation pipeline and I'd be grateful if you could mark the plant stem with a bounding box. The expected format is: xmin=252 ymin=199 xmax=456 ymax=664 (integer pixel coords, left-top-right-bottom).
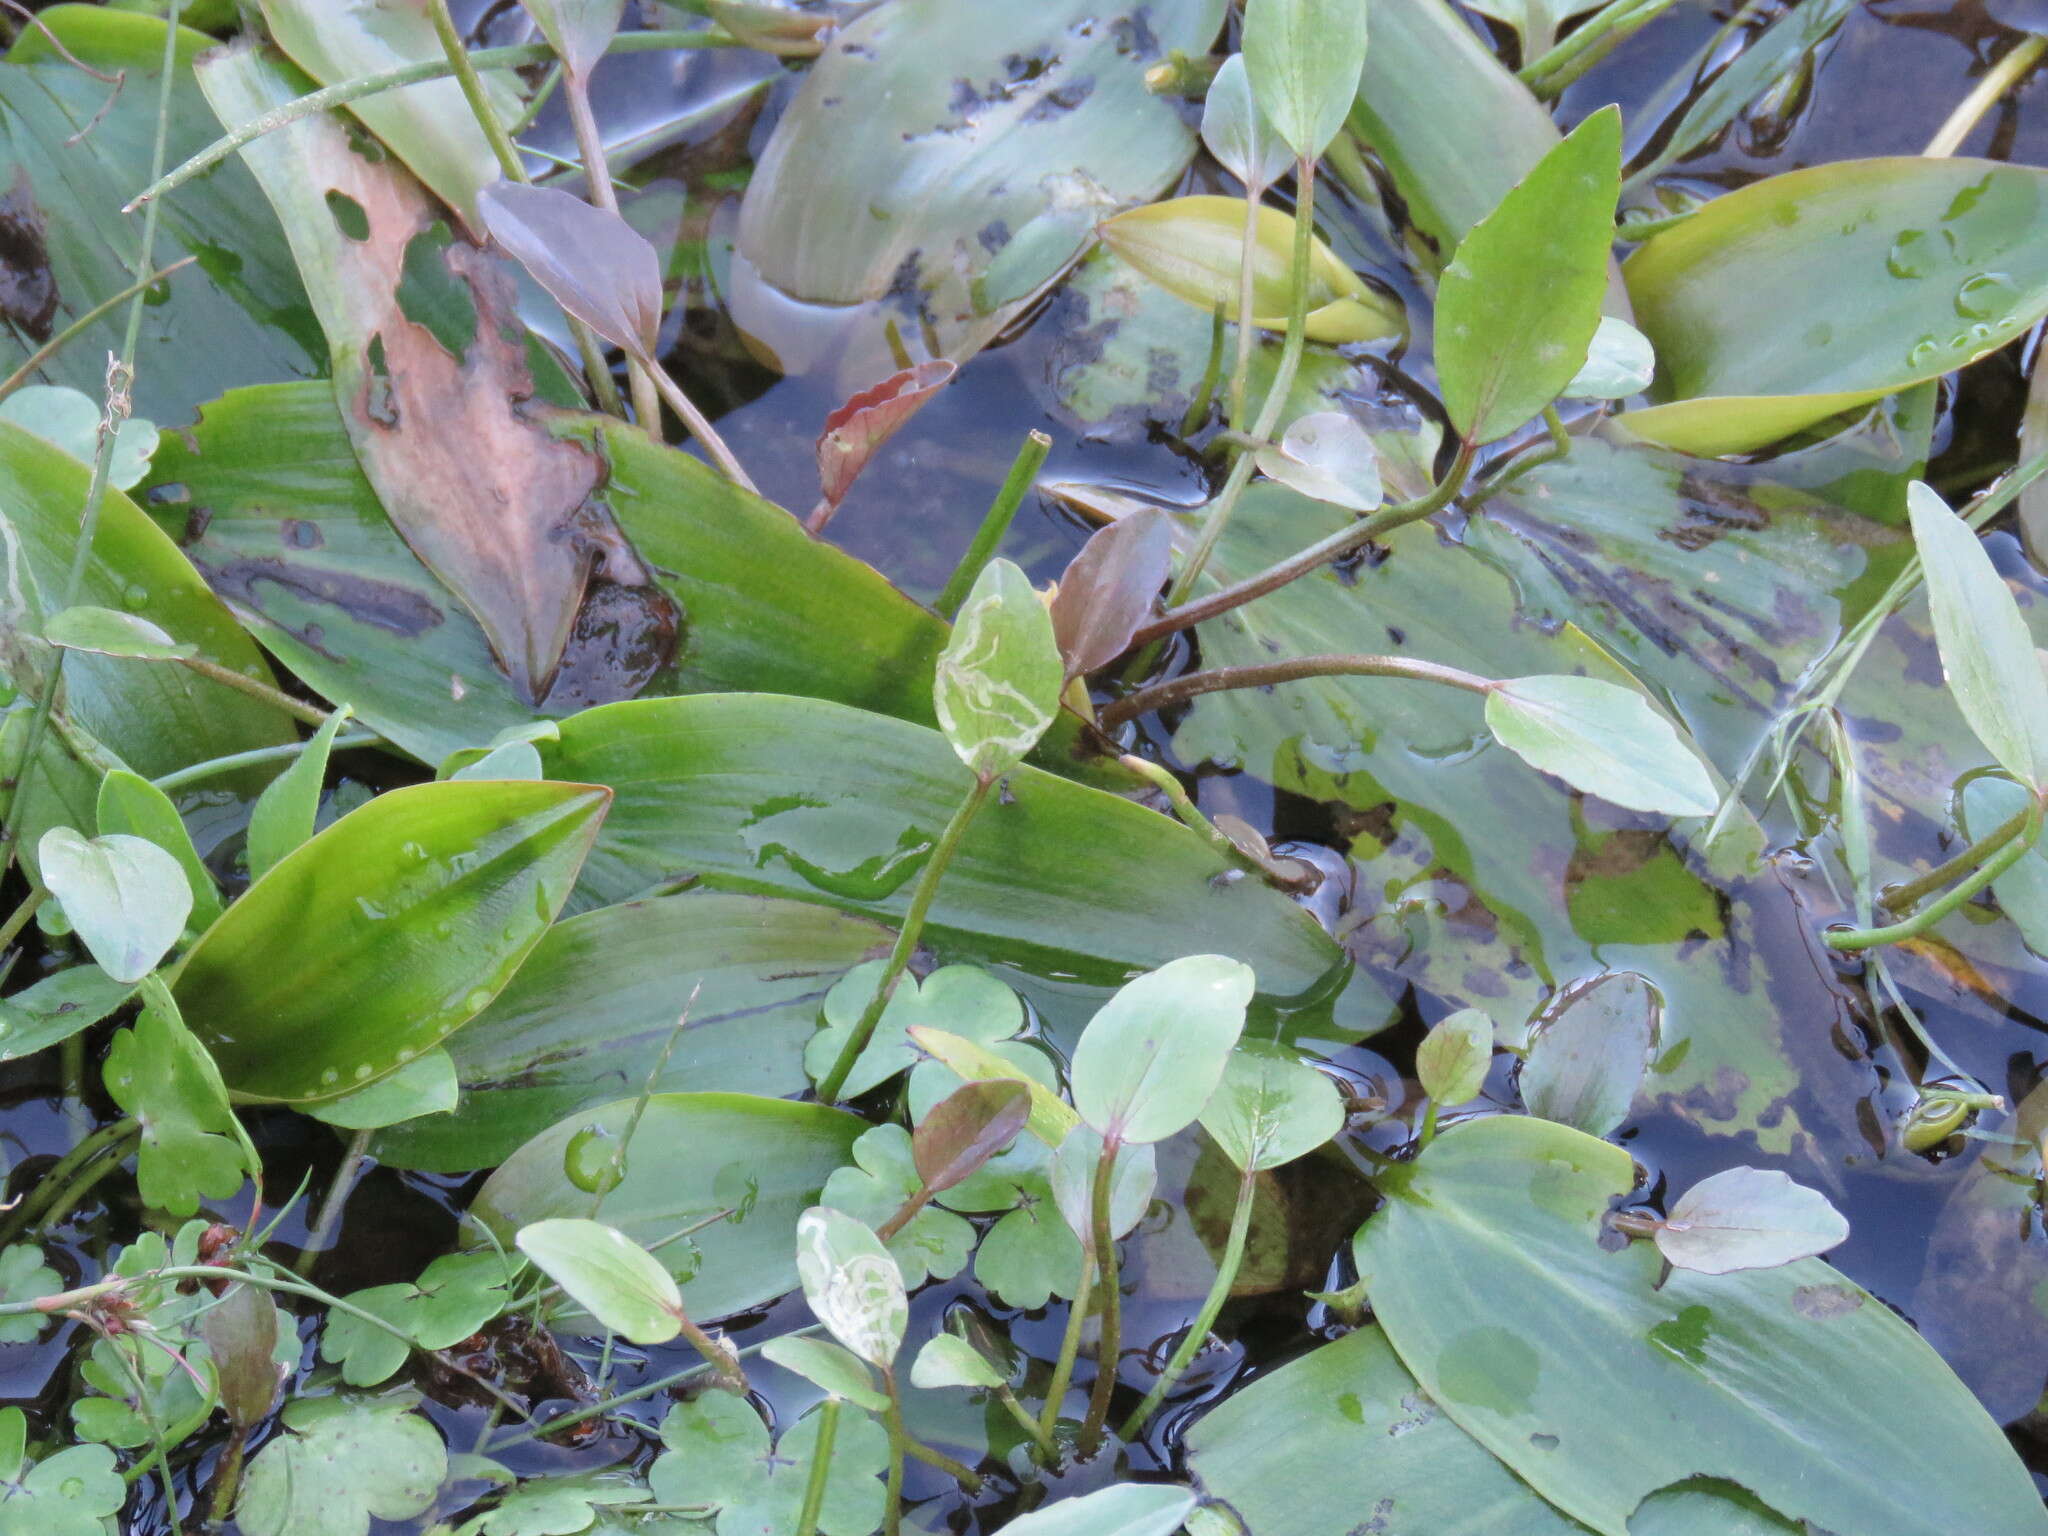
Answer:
xmin=793 ymin=1398 xmax=840 ymax=1536
xmin=29 ymin=1126 xmax=140 ymax=1233
xmin=1882 ymin=803 xmax=2032 ymax=914
xmin=0 ymin=886 xmax=46 ymax=953
xmin=1520 ymin=0 xmax=1685 ymax=97
xmin=1179 ymin=303 xmax=1229 ymax=439
xmin=1038 ymin=1250 xmax=1094 ymax=1442
xmin=1130 ymin=441 xmax=1477 ymax=648
xmin=1227 ymin=186 xmax=1263 ymax=431
xmin=148 ymin=731 xmax=381 ymax=794
xmin=558 ymin=74 xmax=663 ymax=433
xmin=674 ymin=1309 xmax=749 ymax=1394
xmin=1078 ymin=1134 xmax=1124 ymax=1455
xmin=126 ymin=32 xmax=737 ymax=213
xmin=1169 ymin=156 xmax=1319 ymax=605
xmin=0 ymin=1116 xmax=138 ymax=1245
xmin=1826 ymin=801 xmax=2043 ymax=950
xmin=875 ymin=1183 xmax=935 ymax=1244
xmin=593 ymin=991 xmax=697 ymax=1219
xmin=640 ymin=357 xmax=757 ymax=492
xmin=1099 ymin=653 xmax=1493 ymax=732
xmin=0 ymin=258 xmax=195 ymax=406
xmin=1418 ymin=1099 xmax=1441 ymax=1148
xmin=934 ymin=431 xmax=1054 ymax=618
xmin=175 ymin=655 xmax=332 ymax=728
xmin=885 ymin=1371 xmax=984 ymax=1490
xmin=1116 ymin=754 xmax=1308 ymax=889
xmin=995 ymin=1382 xmax=1057 ymax=1460
xmin=296 ymin=1127 xmax=372 ymax=1273
xmin=815 ymin=775 xmax=994 ymax=1102
xmin=1925 ymin=33 xmax=2048 ymax=157
xmin=1119 ymin=1166 xmax=1253 ymax=1441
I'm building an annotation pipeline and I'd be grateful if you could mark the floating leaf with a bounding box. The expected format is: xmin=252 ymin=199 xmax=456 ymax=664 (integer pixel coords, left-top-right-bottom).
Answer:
xmin=1199 ymin=1042 xmax=1346 ymax=1173
xmin=1436 ymin=107 xmax=1621 ymax=445
xmin=43 ymin=605 xmax=194 ymax=661
xmin=38 ymin=827 xmax=189 ymax=984
xmin=1907 ymin=480 xmax=2048 ymax=790
xmin=1563 ymin=316 xmax=1655 ymax=401
xmin=816 ymin=361 xmax=957 ymax=512
xmin=1416 ymin=1008 xmax=1493 ymax=1109
xmin=1253 ymin=411 xmax=1384 ymax=513
xmin=806 ymin=963 xmax=1022 ymax=1101
xmin=1201 ymin=53 xmax=1291 ymax=190
xmin=477 ymin=180 xmax=661 ymax=358
xmin=0 ymin=1247 xmax=58 ymax=1347
xmin=320 ymin=1251 xmax=514 ymax=1389
xmin=998 ymin=1485 xmax=1198 ymax=1536
xmin=1520 ymin=971 xmax=1659 ymax=1139
xmin=202 ymin=1283 xmax=282 ymax=1430
xmin=914 ymin=1079 xmax=1031 ymax=1194
xmin=909 ymin=1332 xmax=1005 ymax=1391
xmin=245 ymin=705 xmax=353 ymax=882
xmin=94 ymin=770 xmax=221 ymax=932
xmin=0 ymin=966 xmax=133 ymax=1064
xmin=760 ymin=1335 xmax=890 ymax=1411
xmin=236 ymin=1393 xmax=448 ymax=1536
xmin=932 ymin=557 xmax=1064 ymax=779
xmin=1653 ymin=1168 xmax=1851 ymax=1276
xmin=0 ymin=385 xmax=156 ymax=492
xmin=1050 ymin=1128 xmax=1158 ymax=1244
xmin=1966 ymin=776 xmax=2048 ymax=954
xmin=453 ymin=1472 xmax=651 ymax=1536
xmin=1484 ymin=675 xmax=1718 ymax=817
xmin=1241 ymin=0 xmax=1370 ymax=161
xmin=795 ymin=1206 xmax=907 ymax=1368
xmin=518 ymin=0 xmax=625 ymax=78
xmin=1070 ymin=955 xmax=1253 ymax=1143
xmin=516 ymin=1219 xmax=683 ymax=1344
xmin=1048 ymin=507 xmax=1175 ymax=680
xmin=649 ymin=1392 xmax=888 ymax=1536
xmin=0 ymin=1407 xmax=126 ymax=1536
xmin=1100 ymin=196 xmax=1402 ymax=342
xmin=103 ymin=999 xmax=251 ymax=1217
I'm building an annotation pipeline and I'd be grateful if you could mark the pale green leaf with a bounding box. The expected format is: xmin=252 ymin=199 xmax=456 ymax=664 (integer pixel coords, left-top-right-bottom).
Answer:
xmin=1241 ymin=0 xmax=1369 ymax=161
xmin=998 ymin=1484 xmax=1197 ymax=1536
xmin=236 ymin=1394 xmax=447 ymax=1536
xmin=1520 ymin=971 xmax=1659 ymax=1139
xmin=38 ymin=827 xmax=190 ymax=984
xmin=1070 ymin=954 xmax=1253 ymax=1143
xmin=1198 ymin=1043 xmax=1346 ymax=1172
xmin=246 ymin=705 xmax=353 ymax=882
xmin=794 ymin=1206 xmax=906 ymax=1368
xmin=1654 ymin=1167 xmax=1850 ymax=1276
xmin=1416 ymin=1008 xmax=1493 ymax=1108
xmin=43 ymin=604 xmax=195 ymax=661
xmin=1253 ymin=411 xmax=1384 ymax=513
xmin=932 ymin=558 xmax=1062 ymax=779
xmin=909 ymin=1332 xmax=1005 ymax=1391
xmin=761 ymin=1335 xmax=890 ymax=1411
xmin=516 ymin=1218 xmax=683 ymax=1344
xmin=1484 ymin=675 xmax=1718 ymax=817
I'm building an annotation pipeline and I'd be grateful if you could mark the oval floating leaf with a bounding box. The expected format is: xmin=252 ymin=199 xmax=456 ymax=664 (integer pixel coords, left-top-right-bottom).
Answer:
xmin=761 ymin=1335 xmax=890 ymax=1411
xmin=913 ymin=1079 xmax=1031 ymax=1194
xmin=38 ymin=828 xmax=190 ymax=985
xmin=478 ymin=180 xmax=661 ymax=359
xmin=794 ymin=1206 xmax=907 ymax=1368
xmin=1101 ymin=196 xmax=1403 ymax=342
xmin=1437 ymin=107 xmax=1622 ymax=445
xmin=816 ymin=361 xmax=957 ymax=512
xmin=910 ymin=1332 xmax=1004 ymax=1391
xmin=1254 ymin=411 xmax=1384 ymax=513
xmin=43 ymin=605 xmax=195 ymax=662
xmin=174 ymin=780 xmax=609 ymax=1102
xmin=1199 ymin=1042 xmax=1346 ymax=1172
xmin=1049 ymin=507 xmax=1175 ymax=680
xmin=1907 ymin=480 xmax=2048 ymax=790
xmin=1241 ymin=0 xmax=1370 ymax=161
xmin=1653 ymin=1168 xmax=1850 ymax=1276
xmin=1416 ymin=1007 xmax=1493 ymax=1109
xmin=1070 ymin=955 xmax=1254 ymax=1143
xmin=933 ymin=558 xmax=1063 ymax=779
xmin=1201 ymin=53 xmax=1291 ymax=190
xmin=1520 ymin=971 xmax=1659 ymax=1139
xmin=1484 ymin=675 xmax=1718 ymax=818
xmin=517 ymin=1218 xmax=683 ymax=1344
xmin=1563 ymin=316 xmax=1655 ymax=401
xmin=999 ymin=1485 xmax=1198 ymax=1536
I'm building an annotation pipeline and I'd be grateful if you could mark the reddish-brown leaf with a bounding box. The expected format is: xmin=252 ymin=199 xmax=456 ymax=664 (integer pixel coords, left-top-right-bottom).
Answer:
xmin=913 ymin=1078 xmax=1031 ymax=1194
xmin=1048 ymin=507 xmax=1174 ymax=678
xmin=816 ymin=360 xmax=956 ymax=511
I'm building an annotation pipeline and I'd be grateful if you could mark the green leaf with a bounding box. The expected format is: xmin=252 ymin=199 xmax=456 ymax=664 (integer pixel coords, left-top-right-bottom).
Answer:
xmin=1253 ymin=412 xmax=1384 ymax=514
xmin=246 ymin=705 xmax=354 ymax=881
xmin=1241 ymin=0 xmax=1369 ymax=161
xmin=321 ymin=1251 xmax=515 ymax=1388
xmin=1653 ymin=1168 xmax=1850 ymax=1276
xmin=760 ymin=1335 xmax=891 ymax=1411
xmin=1967 ymin=775 xmax=2048 ymax=953
xmin=174 ymin=780 xmax=608 ymax=1102
xmin=822 ymin=1123 xmax=974 ymax=1288
xmin=1415 ymin=1008 xmax=1493 ymax=1109
xmin=451 ymin=740 xmax=544 ymax=782
xmin=1201 ymin=52 xmax=1291 ymax=190
xmin=933 ymin=558 xmax=1062 ymax=779
xmin=1460 ymin=0 xmax=1602 ymax=55
xmin=516 ymin=0 xmax=624 ymax=77
xmin=0 ymin=1407 xmax=126 ymax=1536
xmin=517 ymin=1218 xmax=684 ymax=1344
xmin=95 ymin=770 xmax=222 ymax=932
xmin=0 ymin=965 xmax=132 ymax=1063
xmin=308 ymin=1049 xmax=460 ymax=1132
xmin=0 ymin=1246 xmax=59 ymax=1346
xmin=38 ymin=827 xmax=190 ymax=984
xmin=1050 ymin=1128 xmax=1157 ymax=1244
xmin=909 ymin=1027 xmax=1081 ymax=1149
xmin=806 ymin=962 xmax=1022 ymax=1100
xmin=649 ymin=1393 xmax=888 ymax=1536
xmin=1198 ymin=1042 xmax=1346 ymax=1172
xmin=103 ymin=998 xmax=251 ymax=1217
xmin=1621 ymin=157 xmax=2048 ymax=456
xmin=1483 ymin=675 xmax=1718 ymax=818
xmin=454 ymin=1471 xmax=650 ymax=1536
xmin=1436 ymin=107 xmax=1621 ymax=445
xmin=970 ymin=1177 xmax=1086 ymax=1309
xmin=1563 ymin=315 xmax=1655 ymax=401
xmin=1907 ymin=480 xmax=2048 ymax=790
xmin=998 ymin=1485 xmax=1197 ymax=1536
xmin=43 ymin=605 xmax=195 ymax=661
xmin=237 ymin=1393 xmax=449 ymax=1536
xmin=1519 ymin=971 xmax=1659 ymax=1139
xmin=795 ymin=1206 xmax=906 ymax=1368
xmin=471 ymin=1093 xmax=864 ymax=1325
xmin=1070 ymin=955 xmax=1253 ymax=1143
xmin=1354 ymin=1116 xmax=2046 ymax=1536
xmin=909 ymin=1332 xmax=1004 ymax=1392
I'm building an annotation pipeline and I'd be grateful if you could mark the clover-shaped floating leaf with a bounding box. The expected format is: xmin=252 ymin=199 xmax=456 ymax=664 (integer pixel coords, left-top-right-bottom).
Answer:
xmin=1200 ymin=52 xmax=1291 ymax=191
xmin=478 ymin=180 xmax=661 ymax=360
xmin=910 ymin=1332 xmax=1006 ymax=1391
xmin=1484 ymin=675 xmax=1718 ymax=818
xmin=652 ymin=1392 xmax=888 ymax=1536
xmin=1564 ymin=316 xmax=1656 ymax=401
xmin=236 ymin=1393 xmax=448 ymax=1536
xmin=998 ymin=1484 xmax=1199 ymax=1536
xmin=807 ymin=962 xmax=1021 ymax=1099
xmin=95 ymin=770 xmax=222 ymax=933
xmin=0 ymin=385 xmax=157 ymax=491
xmin=1254 ymin=411 xmax=1385 ymax=514
xmin=0 ymin=1405 xmax=126 ymax=1536
xmin=102 ymin=999 xmax=252 ymax=1217
xmin=1051 ymin=1128 xmax=1158 ymax=1246
xmin=1240 ymin=0 xmax=1371 ymax=161
xmin=1415 ymin=1008 xmax=1494 ymax=1111
xmin=38 ymin=827 xmax=190 ymax=984
xmin=933 ymin=558 xmax=1063 ymax=780
xmin=760 ymin=1334 xmax=891 ymax=1412
xmin=1908 ymin=479 xmax=2048 ymax=792
xmin=1651 ymin=1167 xmax=1850 ymax=1276
xmin=453 ymin=1469 xmax=651 ymax=1536
xmin=1199 ymin=1042 xmax=1346 ymax=1173
xmin=822 ymin=1124 xmax=974 ymax=1287
xmin=816 ymin=361 xmax=956 ymax=514
xmin=517 ymin=0 xmax=625 ymax=77
xmin=1520 ymin=971 xmax=1660 ymax=1140
xmin=517 ymin=1218 xmax=683 ymax=1345
xmin=43 ymin=605 xmax=196 ymax=661
xmin=0 ymin=1246 xmax=58 ymax=1346
xmin=795 ymin=1207 xmax=907 ymax=1368
xmin=322 ymin=1251 xmax=516 ymax=1388
xmin=1071 ymin=955 xmax=1254 ymax=1144
xmin=1048 ymin=507 xmax=1175 ymax=681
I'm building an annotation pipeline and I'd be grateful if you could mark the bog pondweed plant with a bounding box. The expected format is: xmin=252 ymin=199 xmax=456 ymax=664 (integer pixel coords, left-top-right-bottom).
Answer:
xmin=3 ymin=0 xmax=2048 ymax=1532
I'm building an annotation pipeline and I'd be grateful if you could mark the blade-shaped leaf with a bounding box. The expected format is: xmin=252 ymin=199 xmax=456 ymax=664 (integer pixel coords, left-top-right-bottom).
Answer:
xmin=1241 ymin=0 xmax=1370 ymax=161
xmin=1484 ymin=675 xmax=1718 ymax=818
xmin=1437 ymin=107 xmax=1622 ymax=445
xmin=38 ymin=828 xmax=190 ymax=984
xmin=1201 ymin=52 xmax=1292 ymax=190
xmin=1653 ymin=1168 xmax=1850 ymax=1276
xmin=1198 ymin=1042 xmax=1346 ymax=1172
xmin=1520 ymin=971 xmax=1659 ymax=1139
xmin=307 ymin=1050 xmax=460 ymax=1132
xmin=1070 ymin=955 xmax=1254 ymax=1143
xmin=816 ymin=361 xmax=957 ymax=511
xmin=1907 ymin=479 xmax=2048 ymax=790
xmin=43 ymin=605 xmax=195 ymax=661
xmin=794 ymin=1206 xmax=907 ymax=1368
xmin=477 ymin=180 xmax=662 ymax=359
xmin=1416 ymin=1007 xmax=1493 ymax=1108
xmin=910 ymin=1332 xmax=1004 ymax=1391
xmin=913 ymin=1079 xmax=1031 ymax=1194
xmin=1048 ymin=507 xmax=1175 ymax=679
xmin=761 ymin=1335 xmax=891 ymax=1410
xmin=517 ymin=1218 xmax=683 ymax=1343
xmin=245 ymin=706 xmax=354 ymax=882
xmin=518 ymin=0 xmax=625 ymax=78
xmin=933 ymin=558 xmax=1063 ymax=779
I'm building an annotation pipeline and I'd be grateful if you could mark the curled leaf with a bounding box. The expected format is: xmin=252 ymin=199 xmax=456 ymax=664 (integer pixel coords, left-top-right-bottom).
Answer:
xmin=816 ymin=361 xmax=957 ymax=512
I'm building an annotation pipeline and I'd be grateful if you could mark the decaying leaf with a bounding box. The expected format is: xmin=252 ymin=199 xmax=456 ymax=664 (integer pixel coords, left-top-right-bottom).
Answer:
xmin=815 ymin=361 xmax=957 ymax=518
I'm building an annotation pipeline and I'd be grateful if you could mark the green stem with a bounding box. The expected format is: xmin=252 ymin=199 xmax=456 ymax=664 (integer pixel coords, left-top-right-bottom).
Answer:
xmin=1418 ymin=1099 xmax=1441 ymax=1148
xmin=1826 ymin=801 xmax=2043 ymax=950
xmin=1078 ymin=1134 xmax=1124 ymax=1455
xmin=0 ymin=1117 xmax=139 ymax=1244
xmin=1226 ymin=185 xmax=1263 ymax=430
xmin=558 ymin=72 xmax=662 ymax=433
xmin=125 ymin=32 xmax=738 ymax=213
xmin=0 ymin=886 xmax=46 ymax=953
xmin=1038 ymin=1249 xmax=1094 ymax=1442
xmin=815 ymin=775 xmax=994 ymax=1102
xmin=1179 ymin=303 xmax=1229 ymax=439
xmin=884 ymin=1372 xmax=983 ymax=1491
xmin=150 ymin=731 xmax=382 ymax=794
xmin=1520 ymin=0 xmax=1684 ymax=96
xmin=995 ymin=1382 xmax=1058 ymax=1460
xmin=1131 ymin=441 xmax=1477 ymax=648
xmin=1925 ymin=33 xmax=2048 ymax=157
xmin=0 ymin=258 xmax=195 ymax=406
xmin=1116 ymin=754 xmax=1308 ymax=889
xmin=1882 ymin=803 xmax=2032 ymax=914
xmin=1098 ymin=653 xmax=1493 ymax=732
xmin=934 ymin=431 xmax=1054 ymax=618
xmin=674 ymin=1308 xmax=749 ymax=1394
xmin=296 ymin=1127 xmax=372 ymax=1274
xmin=1119 ymin=1166 xmax=1253 ymax=1441
xmin=1168 ymin=156 xmax=1319 ymax=606
xmin=176 ymin=655 xmax=332 ymax=728
xmin=29 ymin=1127 xmax=139 ymax=1233
xmin=883 ymin=1407 xmax=904 ymax=1536
xmin=1468 ymin=403 xmax=1573 ymax=509
xmin=874 ymin=1184 xmax=935 ymax=1244
xmin=792 ymin=1398 xmax=840 ymax=1536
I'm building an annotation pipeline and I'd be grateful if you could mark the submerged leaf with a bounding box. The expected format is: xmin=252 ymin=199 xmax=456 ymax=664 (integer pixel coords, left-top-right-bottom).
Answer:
xmin=1653 ymin=1168 xmax=1850 ymax=1276
xmin=1254 ymin=411 xmax=1384 ymax=513
xmin=1520 ymin=972 xmax=1659 ymax=1139
xmin=816 ymin=361 xmax=957 ymax=511
xmin=1484 ymin=675 xmax=1718 ymax=818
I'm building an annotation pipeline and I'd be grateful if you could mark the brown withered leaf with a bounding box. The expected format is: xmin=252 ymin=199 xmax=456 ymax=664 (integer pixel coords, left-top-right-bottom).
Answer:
xmin=815 ymin=359 xmax=956 ymax=516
